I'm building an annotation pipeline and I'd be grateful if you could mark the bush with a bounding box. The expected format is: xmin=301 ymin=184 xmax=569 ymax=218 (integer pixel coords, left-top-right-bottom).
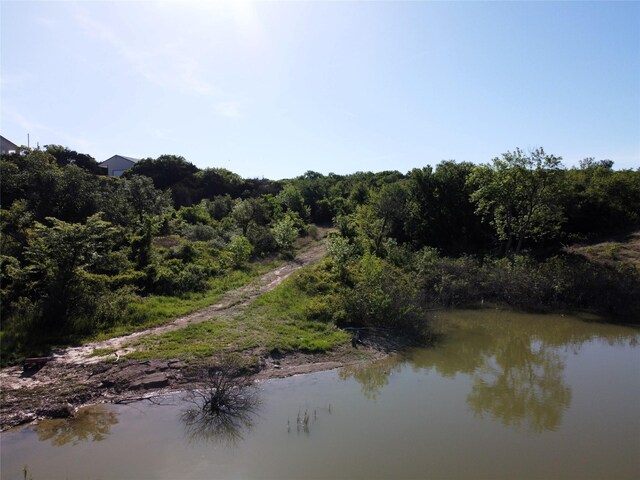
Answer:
xmin=339 ymin=253 xmax=423 ymax=333
xmin=271 ymin=215 xmax=298 ymax=254
xmin=184 ymin=224 xmax=218 ymax=242
xmin=246 ymin=223 xmax=277 ymax=257
xmin=226 ymin=235 xmax=253 ymax=268
xmin=147 ymin=259 xmax=210 ymax=295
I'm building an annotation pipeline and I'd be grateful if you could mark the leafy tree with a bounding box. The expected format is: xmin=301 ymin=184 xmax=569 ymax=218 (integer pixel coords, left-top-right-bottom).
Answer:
xmin=126 ymin=154 xmax=199 ymax=190
xmin=0 ymin=150 xmax=60 ymax=221
xmin=196 ymin=167 xmax=245 ymax=199
xmin=271 ymin=214 xmax=298 ymax=254
xmin=407 ymin=161 xmax=487 ymax=253
xmin=354 ymin=182 xmax=409 ymax=255
xmin=205 ymin=195 xmax=234 ymax=221
xmin=562 ymin=163 xmax=640 ymax=240
xmin=44 ymin=145 xmax=102 ymax=174
xmin=327 ymin=233 xmax=356 ymax=279
xmin=231 ymin=198 xmax=272 ymax=235
xmin=276 ymin=183 xmax=311 ymax=222
xmin=468 ymin=148 xmax=565 ymax=254
xmin=51 ymin=165 xmax=101 ymax=223
xmin=18 ymin=214 xmax=128 ymax=333
xmin=226 ymin=235 xmax=253 ymax=268
xmin=122 ymin=175 xmax=173 ymax=223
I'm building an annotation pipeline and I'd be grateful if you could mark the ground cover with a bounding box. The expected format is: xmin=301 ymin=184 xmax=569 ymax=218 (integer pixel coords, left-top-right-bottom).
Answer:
xmin=128 ymin=270 xmax=351 ymax=361
xmin=90 ymin=259 xmax=283 ymax=341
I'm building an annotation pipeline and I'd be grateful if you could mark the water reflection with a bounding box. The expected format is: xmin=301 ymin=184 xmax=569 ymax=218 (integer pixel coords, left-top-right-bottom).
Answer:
xmin=342 ymin=310 xmax=639 ymax=433
xmin=181 ymin=405 xmax=257 ymax=447
xmin=180 ymin=374 xmax=261 ymax=448
xmin=465 ymin=338 xmax=572 ymax=432
xmin=35 ymin=405 xmax=119 ymax=446
xmin=339 ymin=356 xmax=402 ymax=400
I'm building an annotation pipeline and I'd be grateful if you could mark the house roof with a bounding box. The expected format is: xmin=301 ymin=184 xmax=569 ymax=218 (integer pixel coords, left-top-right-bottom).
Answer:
xmin=0 ymin=135 xmax=20 ymax=151
xmin=99 ymin=155 xmax=141 ymax=165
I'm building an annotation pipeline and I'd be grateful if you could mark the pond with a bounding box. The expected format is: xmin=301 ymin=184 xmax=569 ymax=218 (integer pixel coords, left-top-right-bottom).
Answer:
xmin=2 ymin=310 xmax=639 ymax=479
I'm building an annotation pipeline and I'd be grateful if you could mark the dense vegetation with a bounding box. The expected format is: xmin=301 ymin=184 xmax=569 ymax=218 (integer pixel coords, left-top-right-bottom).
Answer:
xmin=1 ymin=145 xmax=639 ymax=362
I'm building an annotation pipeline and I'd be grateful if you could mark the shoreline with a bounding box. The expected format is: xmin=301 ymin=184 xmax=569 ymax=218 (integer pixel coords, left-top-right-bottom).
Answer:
xmin=0 ymin=341 xmax=395 ymax=432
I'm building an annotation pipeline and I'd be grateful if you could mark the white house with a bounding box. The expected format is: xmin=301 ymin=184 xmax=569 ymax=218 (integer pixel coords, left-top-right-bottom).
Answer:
xmin=0 ymin=135 xmax=20 ymax=155
xmin=98 ymin=155 xmax=140 ymax=177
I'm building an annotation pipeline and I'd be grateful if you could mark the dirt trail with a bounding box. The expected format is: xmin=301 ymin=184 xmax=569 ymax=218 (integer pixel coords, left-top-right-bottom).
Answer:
xmin=57 ymin=241 xmax=328 ymax=365
xmin=0 ymin=236 xmax=407 ymax=431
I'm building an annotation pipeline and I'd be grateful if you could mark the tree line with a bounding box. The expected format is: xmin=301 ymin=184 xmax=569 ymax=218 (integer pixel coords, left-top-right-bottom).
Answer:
xmin=1 ymin=145 xmax=639 ymax=361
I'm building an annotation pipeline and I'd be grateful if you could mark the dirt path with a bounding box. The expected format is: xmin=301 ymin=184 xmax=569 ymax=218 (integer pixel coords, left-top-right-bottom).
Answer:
xmin=0 ymin=241 xmax=341 ymax=428
xmin=57 ymin=241 xmax=329 ymax=365
xmin=0 ymin=237 xmax=405 ymax=431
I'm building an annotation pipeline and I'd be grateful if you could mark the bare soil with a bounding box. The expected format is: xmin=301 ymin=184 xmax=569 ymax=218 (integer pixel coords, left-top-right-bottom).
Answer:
xmin=0 ymin=238 xmax=403 ymax=431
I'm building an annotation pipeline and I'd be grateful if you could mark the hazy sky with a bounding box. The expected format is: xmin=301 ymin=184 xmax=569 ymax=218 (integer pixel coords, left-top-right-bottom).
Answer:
xmin=1 ymin=1 xmax=638 ymax=179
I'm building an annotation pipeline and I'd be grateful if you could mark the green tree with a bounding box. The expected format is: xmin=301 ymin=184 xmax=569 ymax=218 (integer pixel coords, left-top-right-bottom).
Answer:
xmin=44 ymin=144 xmax=102 ymax=174
xmin=276 ymin=183 xmax=311 ymax=222
xmin=226 ymin=235 xmax=253 ymax=268
xmin=468 ymin=148 xmax=564 ymax=254
xmin=354 ymin=182 xmax=409 ymax=255
xmin=122 ymin=175 xmax=173 ymax=223
xmin=327 ymin=233 xmax=356 ymax=279
xmin=126 ymin=154 xmax=199 ymax=190
xmin=19 ymin=214 xmax=129 ymax=333
xmin=271 ymin=214 xmax=298 ymax=254
xmin=407 ymin=161 xmax=487 ymax=253
xmin=231 ymin=197 xmax=272 ymax=235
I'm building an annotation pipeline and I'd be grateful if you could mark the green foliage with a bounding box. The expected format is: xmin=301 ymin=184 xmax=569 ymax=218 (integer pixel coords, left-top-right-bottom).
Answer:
xmin=468 ymin=148 xmax=565 ymax=254
xmin=231 ymin=197 xmax=272 ymax=235
xmin=271 ymin=214 xmax=299 ymax=254
xmin=326 ymin=233 xmax=356 ymax=279
xmin=3 ymin=142 xmax=638 ymax=363
xmin=147 ymin=260 xmax=210 ymax=295
xmin=121 ymin=175 xmax=173 ymax=224
xmin=406 ymin=161 xmax=487 ymax=254
xmin=277 ymin=183 xmax=311 ymax=221
xmin=338 ymin=253 xmax=422 ymax=332
xmin=226 ymin=235 xmax=253 ymax=268
xmin=131 ymin=268 xmax=350 ymax=360
xmin=127 ymin=154 xmax=199 ymax=191
xmin=410 ymin=247 xmax=640 ymax=318
xmin=44 ymin=144 xmax=102 ymax=174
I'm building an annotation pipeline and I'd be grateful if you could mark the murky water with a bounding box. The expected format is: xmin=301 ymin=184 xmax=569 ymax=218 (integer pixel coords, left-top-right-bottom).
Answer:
xmin=2 ymin=310 xmax=639 ymax=479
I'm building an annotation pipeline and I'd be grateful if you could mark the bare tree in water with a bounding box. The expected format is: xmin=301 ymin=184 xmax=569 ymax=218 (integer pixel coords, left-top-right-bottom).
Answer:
xmin=181 ymin=357 xmax=261 ymax=446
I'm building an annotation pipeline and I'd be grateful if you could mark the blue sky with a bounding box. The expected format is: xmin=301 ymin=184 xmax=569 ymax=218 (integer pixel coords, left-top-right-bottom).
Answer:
xmin=1 ymin=1 xmax=638 ymax=179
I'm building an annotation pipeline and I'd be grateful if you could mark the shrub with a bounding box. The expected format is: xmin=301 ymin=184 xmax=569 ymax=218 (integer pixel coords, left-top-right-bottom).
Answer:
xmin=226 ymin=235 xmax=253 ymax=268
xmin=339 ymin=253 xmax=423 ymax=333
xmin=271 ymin=215 xmax=298 ymax=254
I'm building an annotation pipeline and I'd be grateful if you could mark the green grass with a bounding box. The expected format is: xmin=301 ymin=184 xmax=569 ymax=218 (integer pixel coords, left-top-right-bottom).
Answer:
xmin=89 ymin=259 xmax=283 ymax=341
xmin=128 ymin=268 xmax=351 ymax=361
xmin=88 ymin=347 xmax=117 ymax=357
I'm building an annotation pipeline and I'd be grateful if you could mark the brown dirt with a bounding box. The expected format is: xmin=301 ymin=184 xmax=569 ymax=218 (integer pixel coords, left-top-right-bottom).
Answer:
xmin=0 ymin=337 xmax=396 ymax=431
xmin=0 ymin=234 xmax=405 ymax=431
xmin=565 ymin=231 xmax=640 ymax=269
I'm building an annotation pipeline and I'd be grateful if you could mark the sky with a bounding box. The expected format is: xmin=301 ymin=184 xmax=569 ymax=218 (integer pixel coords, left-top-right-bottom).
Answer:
xmin=1 ymin=1 xmax=639 ymax=179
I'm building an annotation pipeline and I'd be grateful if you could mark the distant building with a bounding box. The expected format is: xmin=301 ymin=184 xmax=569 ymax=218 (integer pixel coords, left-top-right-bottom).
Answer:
xmin=0 ymin=135 xmax=20 ymax=155
xmin=98 ymin=155 xmax=140 ymax=177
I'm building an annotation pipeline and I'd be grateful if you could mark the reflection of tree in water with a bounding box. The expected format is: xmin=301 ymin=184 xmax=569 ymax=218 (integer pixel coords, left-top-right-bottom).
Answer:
xmin=465 ymin=335 xmax=572 ymax=433
xmin=340 ymin=311 xmax=639 ymax=433
xmin=180 ymin=360 xmax=261 ymax=447
xmin=339 ymin=355 xmax=403 ymax=400
xmin=181 ymin=405 xmax=257 ymax=447
xmin=35 ymin=405 xmax=119 ymax=446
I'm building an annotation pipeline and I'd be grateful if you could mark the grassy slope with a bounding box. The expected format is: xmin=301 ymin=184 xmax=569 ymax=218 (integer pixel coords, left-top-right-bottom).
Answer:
xmin=90 ymin=259 xmax=283 ymax=341
xmin=128 ymin=268 xmax=350 ymax=361
xmin=566 ymin=231 xmax=640 ymax=270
